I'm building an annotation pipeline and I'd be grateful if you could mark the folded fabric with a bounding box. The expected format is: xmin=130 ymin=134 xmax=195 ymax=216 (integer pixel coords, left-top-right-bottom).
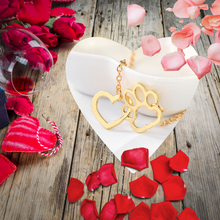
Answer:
xmin=1 ymin=116 xmax=63 ymax=156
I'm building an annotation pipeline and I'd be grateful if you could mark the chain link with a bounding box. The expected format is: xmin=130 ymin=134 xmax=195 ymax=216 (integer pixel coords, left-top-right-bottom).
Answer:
xmin=160 ymin=110 xmax=186 ymax=126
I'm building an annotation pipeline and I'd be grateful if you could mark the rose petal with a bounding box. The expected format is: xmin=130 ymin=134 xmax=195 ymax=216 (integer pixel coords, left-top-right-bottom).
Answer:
xmin=67 ymin=178 xmax=84 ymax=203
xmin=208 ymin=43 xmax=220 ymax=65
xmin=121 ymin=147 xmax=149 ymax=171
xmin=190 ymin=0 xmax=205 ymax=5
xmin=177 ymin=48 xmax=185 ymax=56
xmin=114 ymin=194 xmax=135 ymax=214
xmin=6 ymin=96 xmax=33 ymax=116
xmin=173 ymin=0 xmax=189 ymax=18
xmin=199 ymin=4 xmax=208 ymax=10
xmin=129 ymin=175 xmax=159 ymax=198
xmin=201 ymin=27 xmax=214 ymax=36
xmin=187 ymin=6 xmax=200 ymax=19
xmin=169 ymin=150 xmax=189 ymax=172
xmin=51 ymin=7 xmax=76 ymax=17
xmin=141 ymin=35 xmax=161 ymax=57
xmin=80 ymin=199 xmax=99 ymax=220
xmin=49 ymin=50 xmax=58 ymax=65
xmin=150 ymin=155 xmax=173 ymax=183
xmin=98 ymin=163 xmax=118 ymax=186
xmin=127 ymin=4 xmax=146 ymax=27
xmin=85 ymin=171 xmax=101 ymax=191
xmin=201 ymin=15 xmax=213 ymax=30
xmin=171 ymin=28 xmax=193 ymax=49
xmin=187 ymin=56 xmax=211 ymax=79
xmin=161 ymin=52 xmax=186 ymax=71
xmin=99 ymin=199 xmax=118 ymax=220
xmin=215 ymin=31 xmax=220 ymax=43
xmin=128 ymin=202 xmax=151 ymax=220
xmin=211 ymin=0 xmax=220 ymax=15
xmin=179 ymin=19 xmax=184 ymax=23
xmin=177 ymin=207 xmax=200 ymax=220
xmin=162 ymin=176 xmax=187 ymax=201
xmin=169 ymin=27 xmax=177 ymax=32
xmin=151 ymin=202 xmax=178 ymax=220
xmin=182 ymin=23 xmax=201 ymax=46
xmin=166 ymin=8 xmax=173 ymax=12
xmin=0 ymin=154 xmax=17 ymax=185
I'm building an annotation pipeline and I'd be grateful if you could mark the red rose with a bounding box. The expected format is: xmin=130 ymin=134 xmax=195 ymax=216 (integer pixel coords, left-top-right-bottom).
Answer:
xmin=49 ymin=50 xmax=58 ymax=65
xmin=27 ymin=26 xmax=58 ymax=47
xmin=53 ymin=17 xmax=86 ymax=42
xmin=0 ymin=0 xmax=20 ymax=19
xmin=2 ymin=28 xmax=33 ymax=51
xmin=24 ymin=47 xmax=53 ymax=72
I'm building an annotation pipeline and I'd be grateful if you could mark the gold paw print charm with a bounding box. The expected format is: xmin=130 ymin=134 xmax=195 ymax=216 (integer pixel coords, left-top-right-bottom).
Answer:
xmin=92 ymin=83 xmax=164 ymax=133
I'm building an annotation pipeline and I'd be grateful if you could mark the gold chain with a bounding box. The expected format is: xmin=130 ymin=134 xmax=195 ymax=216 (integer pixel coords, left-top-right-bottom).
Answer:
xmin=116 ymin=59 xmax=127 ymax=101
xmin=160 ymin=110 xmax=186 ymax=126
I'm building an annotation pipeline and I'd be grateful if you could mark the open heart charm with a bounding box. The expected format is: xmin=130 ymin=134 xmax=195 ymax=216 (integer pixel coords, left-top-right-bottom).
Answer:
xmin=92 ymin=83 xmax=164 ymax=133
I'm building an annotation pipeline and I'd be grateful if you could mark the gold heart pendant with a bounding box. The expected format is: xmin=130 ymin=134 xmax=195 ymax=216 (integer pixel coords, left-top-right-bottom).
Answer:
xmin=92 ymin=91 xmax=132 ymax=129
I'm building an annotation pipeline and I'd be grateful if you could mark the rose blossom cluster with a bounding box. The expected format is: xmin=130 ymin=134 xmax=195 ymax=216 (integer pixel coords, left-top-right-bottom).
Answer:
xmin=0 ymin=0 xmax=86 ymax=70
xmin=127 ymin=0 xmax=220 ymax=80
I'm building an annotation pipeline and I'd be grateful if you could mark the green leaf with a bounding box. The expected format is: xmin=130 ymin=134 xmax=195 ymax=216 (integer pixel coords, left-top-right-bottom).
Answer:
xmin=44 ymin=17 xmax=60 ymax=29
xmin=23 ymin=23 xmax=31 ymax=28
xmin=7 ymin=20 xmax=22 ymax=26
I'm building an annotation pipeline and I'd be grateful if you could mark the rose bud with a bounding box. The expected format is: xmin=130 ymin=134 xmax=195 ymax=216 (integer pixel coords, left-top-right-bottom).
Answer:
xmin=0 ymin=0 xmax=21 ymax=19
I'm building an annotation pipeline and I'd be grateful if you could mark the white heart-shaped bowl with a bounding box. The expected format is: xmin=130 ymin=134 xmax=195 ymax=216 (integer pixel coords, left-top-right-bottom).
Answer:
xmin=66 ymin=37 xmax=199 ymax=117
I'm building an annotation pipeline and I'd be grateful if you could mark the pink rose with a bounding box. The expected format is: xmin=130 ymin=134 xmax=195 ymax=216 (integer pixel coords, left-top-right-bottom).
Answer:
xmin=27 ymin=26 xmax=58 ymax=47
xmin=24 ymin=47 xmax=53 ymax=72
xmin=2 ymin=28 xmax=33 ymax=51
xmin=53 ymin=17 xmax=86 ymax=42
xmin=0 ymin=0 xmax=20 ymax=19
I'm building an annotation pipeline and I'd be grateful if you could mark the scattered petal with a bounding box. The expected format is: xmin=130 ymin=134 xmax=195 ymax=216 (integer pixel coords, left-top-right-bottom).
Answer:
xmin=6 ymin=96 xmax=33 ymax=116
xmin=173 ymin=0 xmax=189 ymax=18
xmin=51 ymin=7 xmax=76 ymax=17
xmin=211 ymin=0 xmax=220 ymax=15
xmin=182 ymin=23 xmax=201 ymax=46
xmin=129 ymin=175 xmax=159 ymax=198
xmin=121 ymin=147 xmax=149 ymax=171
xmin=161 ymin=52 xmax=186 ymax=71
xmin=208 ymin=43 xmax=220 ymax=65
xmin=199 ymin=4 xmax=208 ymax=10
xmin=215 ymin=30 xmax=220 ymax=43
xmin=129 ymin=202 xmax=151 ymax=220
xmin=114 ymin=194 xmax=135 ymax=214
xmin=99 ymin=199 xmax=118 ymax=220
xmin=201 ymin=27 xmax=213 ymax=36
xmin=49 ymin=50 xmax=58 ymax=65
xmin=162 ymin=176 xmax=187 ymax=201
xmin=166 ymin=8 xmax=173 ymax=12
xmin=177 ymin=48 xmax=185 ymax=56
xmin=142 ymin=35 xmax=161 ymax=57
xmin=187 ymin=6 xmax=200 ymax=19
xmin=177 ymin=207 xmax=200 ymax=220
xmin=85 ymin=171 xmax=101 ymax=191
xmin=187 ymin=56 xmax=211 ymax=79
xmin=151 ymin=202 xmax=178 ymax=220
xmin=179 ymin=19 xmax=184 ymax=23
xmin=67 ymin=178 xmax=84 ymax=203
xmin=127 ymin=4 xmax=146 ymax=27
xmin=169 ymin=27 xmax=176 ymax=32
xmin=0 ymin=154 xmax=17 ymax=185
xmin=80 ymin=199 xmax=99 ymax=220
xmin=98 ymin=163 xmax=118 ymax=186
xmin=150 ymin=155 xmax=173 ymax=183
xmin=169 ymin=150 xmax=190 ymax=172
xmin=201 ymin=15 xmax=220 ymax=31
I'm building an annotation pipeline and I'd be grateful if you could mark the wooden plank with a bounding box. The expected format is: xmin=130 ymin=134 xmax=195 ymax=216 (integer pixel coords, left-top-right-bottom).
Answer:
xmin=0 ymin=1 xmax=97 ymax=220
xmin=63 ymin=0 xmax=182 ymax=219
xmin=161 ymin=0 xmax=220 ymax=219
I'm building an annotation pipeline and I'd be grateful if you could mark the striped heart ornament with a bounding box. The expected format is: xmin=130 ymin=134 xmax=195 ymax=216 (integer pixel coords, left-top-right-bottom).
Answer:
xmin=1 ymin=116 xmax=63 ymax=156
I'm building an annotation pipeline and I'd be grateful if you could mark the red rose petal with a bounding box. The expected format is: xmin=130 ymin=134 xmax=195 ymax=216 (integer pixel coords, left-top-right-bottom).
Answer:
xmin=49 ymin=50 xmax=58 ymax=65
xmin=129 ymin=202 xmax=151 ymax=220
xmin=99 ymin=199 xmax=118 ymax=220
xmin=121 ymin=147 xmax=149 ymax=171
xmin=51 ymin=7 xmax=76 ymax=17
xmin=177 ymin=207 xmax=200 ymax=220
xmin=129 ymin=175 xmax=159 ymax=198
xmin=0 ymin=154 xmax=17 ymax=185
xmin=151 ymin=202 xmax=178 ymax=220
xmin=162 ymin=176 xmax=187 ymax=201
xmin=85 ymin=171 xmax=101 ymax=191
xmin=114 ymin=194 xmax=135 ymax=214
xmin=98 ymin=163 xmax=118 ymax=186
xmin=67 ymin=178 xmax=84 ymax=203
xmin=150 ymin=155 xmax=173 ymax=183
xmin=169 ymin=150 xmax=189 ymax=173
xmin=80 ymin=199 xmax=99 ymax=220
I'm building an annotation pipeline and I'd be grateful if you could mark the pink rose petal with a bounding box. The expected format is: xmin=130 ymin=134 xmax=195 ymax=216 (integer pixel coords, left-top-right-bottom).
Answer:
xmin=187 ymin=6 xmax=200 ymax=19
xmin=190 ymin=0 xmax=205 ymax=4
xmin=166 ymin=8 xmax=173 ymax=12
xmin=215 ymin=31 xmax=220 ymax=43
xmin=182 ymin=23 xmax=201 ymax=46
xmin=179 ymin=19 xmax=184 ymax=23
xmin=127 ymin=4 xmax=145 ymax=27
xmin=201 ymin=27 xmax=214 ymax=36
xmin=187 ymin=56 xmax=211 ymax=79
xmin=169 ymin=27 xmax=177 ymax=32
xmin=142 ymin=35 xmax=161 ymax=57
xmin=211 ymin=0 xmax=220 ymax=15
xmin=80 ymin=199 xmax=99 ymax=220
xmin=208 ymin=43 xmax=220 ymax=65
xmin=161 ymin=52 xmax=186 ymax=71
xmin=173 ymin=0 xmax=189 ymax=18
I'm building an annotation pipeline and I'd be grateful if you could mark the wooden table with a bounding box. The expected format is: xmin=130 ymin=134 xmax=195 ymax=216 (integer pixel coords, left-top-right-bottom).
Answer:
xmin=0 ymin=0 xmax=220 ymax=219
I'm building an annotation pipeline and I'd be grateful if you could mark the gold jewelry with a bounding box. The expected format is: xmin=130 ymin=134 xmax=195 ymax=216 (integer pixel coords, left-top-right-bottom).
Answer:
xmin=92 ymin=59 xmax=164 ymax=133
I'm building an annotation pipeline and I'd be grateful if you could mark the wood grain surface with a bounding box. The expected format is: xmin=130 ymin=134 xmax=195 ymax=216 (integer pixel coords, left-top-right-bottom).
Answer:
xmin=0 ymin=0 xmax=219 ymax=219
